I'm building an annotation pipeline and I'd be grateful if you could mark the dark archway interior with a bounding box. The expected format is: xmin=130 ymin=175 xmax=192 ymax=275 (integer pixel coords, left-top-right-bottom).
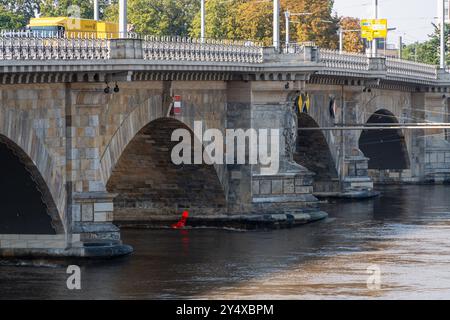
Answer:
xmin=106 ymin=118 xmax=226 ymax=220
xmin=295 ymin=114 xmax=338 ymax=191
xmin=359 ymin=110 xmax=410 ymax=170
xmin=0 ymin=139 xmax=56 ymax=234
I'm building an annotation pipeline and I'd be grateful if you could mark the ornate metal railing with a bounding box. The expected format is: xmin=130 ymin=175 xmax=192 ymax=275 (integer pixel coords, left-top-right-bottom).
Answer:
xmin=0 ymin=30 xmax=443 ymax=82
xmin=142 ymin=36 xmax=263 ymax=64
xmin=0 ymin=35 xmax=110 ymax=60
xmin=386 ymin=57 xmax=438 ymax=80
xmin=319 ymin=49 xmax=369 ymax=71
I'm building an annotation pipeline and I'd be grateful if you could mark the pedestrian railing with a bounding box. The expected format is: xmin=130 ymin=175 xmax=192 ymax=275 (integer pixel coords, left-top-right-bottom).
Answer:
xmin=319 ymin=49 xmax=370 ymax=71
xmin=0 ymin=30 xmax=443 ymax=82
xmin=0 ymin=36 xmax=110 ymax=60
xmin=142 ymin=35 xmax=263 ymax=64
xmin=386 ymin=57 xmax=438 ymax=80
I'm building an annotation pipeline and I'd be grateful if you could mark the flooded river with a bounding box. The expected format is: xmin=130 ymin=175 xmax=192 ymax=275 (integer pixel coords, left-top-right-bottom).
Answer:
xmin=1 ymin=185 xmax=450 ymax=300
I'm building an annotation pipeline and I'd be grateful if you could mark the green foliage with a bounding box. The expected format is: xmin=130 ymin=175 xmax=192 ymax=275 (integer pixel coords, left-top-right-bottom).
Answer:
xmin=40 ymin=0 xmax=111 ymax=20
xmin=104 ymin=0 xmax=199 ymax=36
xmin=0 ymin=0 xmax=340 ymax=48
xmin=402 ymin=24 xmax=450 ymax=65
xmin=0 ymin=4 xmax=25 ymax=29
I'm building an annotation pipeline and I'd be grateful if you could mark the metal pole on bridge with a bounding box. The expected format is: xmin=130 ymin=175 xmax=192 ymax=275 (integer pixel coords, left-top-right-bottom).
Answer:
xmin=94 ymin=0 xmax=99 ymax=21
xmin=285 ymin=10 xmax=290 ymax=47
xmin=201 ymin=0 xmax=206 ymax=43
xmin=119 ymin=0 xmax=127 ymax=38
xmin=273 ymin=0 xmax=280 ymax=51
xmin=372 ymin=0 xmax=378 ymax=57
xmin=440 ymin=0 xmax=446 ymax=69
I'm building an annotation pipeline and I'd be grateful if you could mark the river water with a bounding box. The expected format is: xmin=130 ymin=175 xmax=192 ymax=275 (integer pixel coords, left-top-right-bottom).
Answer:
xmin=1 ymin=185 xmax=450 ymax=300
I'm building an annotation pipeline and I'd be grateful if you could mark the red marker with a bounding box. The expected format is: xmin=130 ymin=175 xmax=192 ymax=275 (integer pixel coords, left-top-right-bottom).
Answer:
xmin=171 ymin=211 xmax=189 ymax=229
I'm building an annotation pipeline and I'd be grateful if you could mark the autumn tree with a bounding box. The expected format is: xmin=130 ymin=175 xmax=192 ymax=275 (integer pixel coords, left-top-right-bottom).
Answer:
xmin=292 ymin=0 xmax=338 ymax=49
xmin=339 ymin=17 xmax=364 ymax=53
xmin=190 ymin=0 xmax=339 ymax=48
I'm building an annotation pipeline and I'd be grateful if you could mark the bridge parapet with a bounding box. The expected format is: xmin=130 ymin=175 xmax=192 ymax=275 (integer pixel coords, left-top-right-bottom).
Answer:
xmin=0 ymin=32 xmax=445 ymax=86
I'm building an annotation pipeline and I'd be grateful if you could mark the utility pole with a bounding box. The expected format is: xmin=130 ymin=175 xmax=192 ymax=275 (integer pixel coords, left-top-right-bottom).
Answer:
xmin=398 ymin=35 xmax=403 ymax=59
xmin=201 ymin=0 xmax=206 ymax=43
xmin=285 ymin=10 xmax=290 ymax=46
xmin=339 ymin=28 xmax=344 ymax=53
xmin=94 ymin=0 xmax=99 ymax=21
xmin=273 ymin=0 xmax=280 ymax=51
xmin=440 ymin=0 xmax=446 ymax=69
xmin=372 ymin=0 xmax=378 ymax=57
xmin=119 ymin=0 xmax=127 ymax=38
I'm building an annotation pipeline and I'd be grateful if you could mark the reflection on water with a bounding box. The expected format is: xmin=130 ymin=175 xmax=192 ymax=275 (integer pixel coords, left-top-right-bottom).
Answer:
xmin=2 ymin=185 xmax=450 ymax=299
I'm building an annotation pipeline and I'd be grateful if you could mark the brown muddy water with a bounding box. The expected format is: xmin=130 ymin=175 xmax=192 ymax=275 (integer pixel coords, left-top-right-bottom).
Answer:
xmin=1 ymin=185 xmax=450 ymax=300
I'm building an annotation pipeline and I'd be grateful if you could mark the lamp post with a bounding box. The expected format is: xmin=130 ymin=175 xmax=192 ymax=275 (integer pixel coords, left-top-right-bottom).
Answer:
xmin=119 ymin=0 xmax=127 ymax=38
xmin=94 ymin=0 xmax=99 ymax=21
xmin=201 ymin=0 xmax=206 ymax=43
xmin=440 ymin=0 xmax=446 ymax=69
xmin=273 ymin=0 xmax=280 ymax=50
xmin=372 ymin=0 xmax=378 ymax=57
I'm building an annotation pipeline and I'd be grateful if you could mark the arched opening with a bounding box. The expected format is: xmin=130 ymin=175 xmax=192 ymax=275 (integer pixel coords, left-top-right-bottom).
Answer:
xmin=0 ymin=136 xmax=58 ymax=234
xmin=295 ymin=113 xmax=339 ymax=192
xmin=359 ymin=109 xmax=410 ymax=170
xmin=106 ymin=118 xmax=226 ymax=222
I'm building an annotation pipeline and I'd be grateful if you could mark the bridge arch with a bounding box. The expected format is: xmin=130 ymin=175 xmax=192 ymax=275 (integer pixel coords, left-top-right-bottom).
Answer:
xmin=0 ymin=135 xmax=62 ymax=234
xmin=105 ymin=117 xmax=227 ymax=221
xmin=100 ymin=96 xmax=227 ymax=221
xmin=294 ymin=113 xmax=339 ymax=192
xmin=359 ymin=109 xmax=410 ymax=170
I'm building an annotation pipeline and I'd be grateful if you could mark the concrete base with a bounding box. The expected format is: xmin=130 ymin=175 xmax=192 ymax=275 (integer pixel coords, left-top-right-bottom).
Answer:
xmin=116 ymin=210 xmax=328 ymax=230
xmin=0 ymin=242 xmax=133 ymax=259
xmin=314 ymin=190 xmax=380 ymax=200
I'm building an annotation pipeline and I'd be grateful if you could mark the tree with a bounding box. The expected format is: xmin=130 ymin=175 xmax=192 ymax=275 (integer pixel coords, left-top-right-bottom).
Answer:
xmin=402 ymin=23 xmax=450 ymax=65
xmin=0 ymin=0 xmax=38 ymax=27
xmin=40 ymin=0 xmax=99 ymax=20
xmin=0 ymin=4 xmax=25 ymax=29
xmin=190 ymin=0 xmax=339 ymax=48
xmin=189 ymin=0 xmax=243 ymax=40
xmin=293 ymin=0 xmax=339 ymax=49
xmin=339 ymin=17 xmax=364 ymax=53
xmin=104 ymin=0 xmax=199 ymax=36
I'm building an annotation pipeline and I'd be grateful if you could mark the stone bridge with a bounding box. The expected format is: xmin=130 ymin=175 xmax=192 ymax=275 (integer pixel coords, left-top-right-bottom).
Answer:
xmin=1 ymin=36 xmax=450 ymax=257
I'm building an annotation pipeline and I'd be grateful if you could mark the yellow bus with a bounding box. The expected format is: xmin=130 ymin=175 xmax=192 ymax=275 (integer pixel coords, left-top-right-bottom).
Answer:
xmin=27 ymin=17 xmax=120 ymax=38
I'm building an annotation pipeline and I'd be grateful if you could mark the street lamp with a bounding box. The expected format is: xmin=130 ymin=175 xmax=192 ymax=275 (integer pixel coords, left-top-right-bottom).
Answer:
xmin=201 ymin=0 xmax=205 ymax=43
xmin=273 ymin=0 xmax=280 ymax=50
xmin=94 ymin=0 xmax=99 ymax=21
xmin=119 ymin=0 xmax=127 ymax=38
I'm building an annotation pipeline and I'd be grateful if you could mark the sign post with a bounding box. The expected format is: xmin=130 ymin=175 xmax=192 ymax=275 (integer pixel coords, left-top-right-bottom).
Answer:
xmin=361 ymin=19 xmax=388 ymax=56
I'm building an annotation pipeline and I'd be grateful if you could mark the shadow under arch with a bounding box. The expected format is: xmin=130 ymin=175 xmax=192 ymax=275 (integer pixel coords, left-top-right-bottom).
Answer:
xmin=359 ymin=109 xmax=410 ymax=170
xmin=0 ymin=135 xmax=61 ymax=234
xmin=106 ymin=117 xmax=227 ymax=222
xmin=294 ymin=113 xmax=339 ymax=192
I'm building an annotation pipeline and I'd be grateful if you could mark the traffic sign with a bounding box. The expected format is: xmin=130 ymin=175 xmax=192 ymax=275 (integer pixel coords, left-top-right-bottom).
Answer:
xmin=361 ymin=19 xmax=388 ymax=41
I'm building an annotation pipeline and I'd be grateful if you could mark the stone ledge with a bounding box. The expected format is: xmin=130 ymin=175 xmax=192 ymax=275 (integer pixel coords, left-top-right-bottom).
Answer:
xmin=0 ymin=243 xmax=133 ymax=259
xmin=115 ymin=210 xmax=328 ymax=231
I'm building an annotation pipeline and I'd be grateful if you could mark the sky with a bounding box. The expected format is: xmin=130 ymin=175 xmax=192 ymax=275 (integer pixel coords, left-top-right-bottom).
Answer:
xmin=333 ymin=0 xmax=437 ymax=45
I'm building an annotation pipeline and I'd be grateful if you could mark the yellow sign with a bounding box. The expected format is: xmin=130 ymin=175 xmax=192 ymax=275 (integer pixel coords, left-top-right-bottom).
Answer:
xmin=361 ymin=19 xmax=388 ymax=41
